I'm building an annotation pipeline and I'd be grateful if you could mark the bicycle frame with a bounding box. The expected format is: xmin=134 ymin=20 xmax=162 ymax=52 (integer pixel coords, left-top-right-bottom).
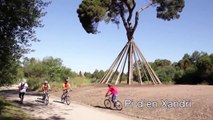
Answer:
xmin=61 ymin=89 xmax=71 ymax=105
xmin=106 ymin=94 xmax=117 ymax=104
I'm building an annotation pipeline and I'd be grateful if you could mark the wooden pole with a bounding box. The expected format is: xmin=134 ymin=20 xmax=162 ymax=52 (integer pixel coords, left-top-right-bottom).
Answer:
xmin=101 ymin=42 xmax=129 ymax=83
xmin=132 ymin=42 xmax=143 ymax=84
xmin=127 ymin=40 xmax=134 ymax=85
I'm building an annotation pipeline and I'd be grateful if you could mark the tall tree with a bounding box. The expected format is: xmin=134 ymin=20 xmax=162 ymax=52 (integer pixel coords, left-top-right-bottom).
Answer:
xmin=0 ymin=0 xmax=50 ymax=85
xmin=77 ymin=0 xmax=184 ymax=84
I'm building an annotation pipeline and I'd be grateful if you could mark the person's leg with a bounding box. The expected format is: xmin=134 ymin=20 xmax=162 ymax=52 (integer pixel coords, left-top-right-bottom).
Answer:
xmin=112 ymin=94 xmax=118 ymax=106
xmin=19 ymin=92 xmax=21 ymax=98
xmin=61 ymin=90 xmax=66 ymax=99
xmin=42 ymin=91 xmax=45 ymax=100
xmin=21 ymin=93 xmax=25 ymax=100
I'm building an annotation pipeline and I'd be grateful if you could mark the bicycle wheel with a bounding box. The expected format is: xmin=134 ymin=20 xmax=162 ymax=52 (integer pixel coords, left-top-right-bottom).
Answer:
xmin=65 ymin=96 xmax=71 ymax=105
xmin=104 ymin=99 xmax=111 ymax=109
xmin=115 ymin=100 xmax=123 ymax=111
xmin=44 ymin=95 xmax=49 ymax=105
xmin=61 ymin=95 xmax=65 ymax=103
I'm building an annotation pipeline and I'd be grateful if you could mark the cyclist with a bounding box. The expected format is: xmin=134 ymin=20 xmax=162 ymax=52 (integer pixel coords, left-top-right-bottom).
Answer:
xmin=18 ymin=79 xmax=28 ymax=103
xmin=61 ymin=77 xmax=71 ymax=100
xmin=42 ymin=80 xmax=51 ymax=100
xmin=105 ymin=83 xmax=118 ymax=106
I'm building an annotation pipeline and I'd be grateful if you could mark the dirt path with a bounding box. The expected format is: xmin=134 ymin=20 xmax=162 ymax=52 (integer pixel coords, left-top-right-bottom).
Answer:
xmin=0 ymin=85 xmax=133 ymax=120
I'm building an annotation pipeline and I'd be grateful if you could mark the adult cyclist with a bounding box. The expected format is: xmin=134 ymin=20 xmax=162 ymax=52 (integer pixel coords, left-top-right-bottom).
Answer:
xmin=18 ymin=79 xmax=28 ymax=103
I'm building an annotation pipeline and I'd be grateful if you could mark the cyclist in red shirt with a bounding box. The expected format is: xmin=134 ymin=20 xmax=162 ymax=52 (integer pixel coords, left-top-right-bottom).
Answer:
xmin=42 ymin=80 xmax=51 ymax=100
xmin=105 ymin=84 xmax=118 ymax=105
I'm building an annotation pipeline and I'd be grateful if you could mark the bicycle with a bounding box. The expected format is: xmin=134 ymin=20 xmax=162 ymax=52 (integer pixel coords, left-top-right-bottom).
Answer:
xmin=104 ymin=94 xmax=123 ymax=111
xmin=61 ymin=89 xmax=71 ymax=105
xmin=43 ymin=90 xmax=49 ymax=105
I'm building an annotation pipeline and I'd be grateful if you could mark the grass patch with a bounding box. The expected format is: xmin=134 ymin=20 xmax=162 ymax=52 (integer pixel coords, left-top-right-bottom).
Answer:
xmin=0 ymin=97 xmax=33 ymax=120
xmin=50 ymin=77 xmax=92 ymax=91
xmin=70 ymin=77 xmax=92 ymax=87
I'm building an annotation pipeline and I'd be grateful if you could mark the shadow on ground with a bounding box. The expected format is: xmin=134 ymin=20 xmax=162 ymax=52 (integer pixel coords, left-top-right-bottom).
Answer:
xmin=53 ymin=100 xmax=64 ymax=104
xmin=94 ymin=105 xmax=110 ymax=110
xmin=48 ymin=115 xmax=65 ymax=120
xmin=0 ymin=89 xmax=42 ymax=97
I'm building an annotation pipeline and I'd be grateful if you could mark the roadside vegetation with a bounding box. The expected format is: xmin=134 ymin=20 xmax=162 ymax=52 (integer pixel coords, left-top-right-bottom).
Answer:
xmin=0 ymin=51 xmax=212 ymax=90
xmin=0 ymin=97 xmax=33 ymax=120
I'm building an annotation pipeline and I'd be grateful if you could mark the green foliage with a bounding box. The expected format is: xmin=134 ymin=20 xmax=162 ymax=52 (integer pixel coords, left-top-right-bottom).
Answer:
xmin=77 ymin=0 xmax=185 ymax=34
xmin=17 ymin=56 xmax=77 ymax=90
xmin=77 ymin=0 xmax=110 ymax=33
xmin=92 ymin=69 xmax=105 ymax=80
xmin=27 ymin=77 xmax=43 ymax=91
xmin=156 ymin=66 xmax=176 ymax=83
xmin=0 ymin=60 xmax=19 ymax=86
xmin=150 ymin=59 xmax=175 ymax=83
xmin=149 ymin=51 xmax=213 ymax=85
xmin=154 ymin=0 xmax=185 ymax=20
xmin=0 ymin=0 xmax=50 ymax=86
xmin=174 ymin=51 xmax=213 ymax=85
xmin=84 ymin=72 xmax=93 ymax=78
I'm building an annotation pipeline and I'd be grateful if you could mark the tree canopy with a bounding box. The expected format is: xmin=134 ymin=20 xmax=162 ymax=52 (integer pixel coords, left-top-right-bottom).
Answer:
xmin=77 ymin=0 xmax=185 ymax=34
xmin=0 ymin=0 xmax=49 ymax=86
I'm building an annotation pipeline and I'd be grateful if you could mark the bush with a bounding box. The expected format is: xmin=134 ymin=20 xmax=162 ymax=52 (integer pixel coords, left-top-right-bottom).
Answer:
xmin=27 ymin=77 xmax=42 ymax=91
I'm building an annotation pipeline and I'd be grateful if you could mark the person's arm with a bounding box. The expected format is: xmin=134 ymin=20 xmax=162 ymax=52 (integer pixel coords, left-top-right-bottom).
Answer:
xmin=42 ymin=85 xmax=44 ymax=91
xmin=25 ymin=83 xmax=29 ymax=90
xmin=105 ymin=88 xmax=111 ymax=97
xmin=68 ymin=83 xmax=71 ymax=89
xmin=48 ymin=84 xmax=51 ymax=90
xmin=62 ymin=83 xmax=65 ymax=90
xmin=68 ymin=83 xmax=72 ymax=91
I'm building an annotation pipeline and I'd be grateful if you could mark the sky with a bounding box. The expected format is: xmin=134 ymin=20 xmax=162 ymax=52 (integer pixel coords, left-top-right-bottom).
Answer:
xmin=26 ymin=0 xmax=213 ymax=73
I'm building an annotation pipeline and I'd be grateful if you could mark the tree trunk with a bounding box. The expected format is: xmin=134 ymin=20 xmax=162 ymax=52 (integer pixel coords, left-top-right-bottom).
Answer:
xmin=127 ymin=40 xmax=133 ymax=85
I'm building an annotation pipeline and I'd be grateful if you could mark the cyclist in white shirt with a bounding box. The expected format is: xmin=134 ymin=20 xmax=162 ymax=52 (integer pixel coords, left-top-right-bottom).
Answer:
xmin=18 ymin=79 xmax=28 ymax=101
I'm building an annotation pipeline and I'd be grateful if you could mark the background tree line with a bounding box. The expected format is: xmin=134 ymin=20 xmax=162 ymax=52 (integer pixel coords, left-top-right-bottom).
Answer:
xmin=84 ymin=51 xmax=213 ymax=85
xmin=1 ymin=51 xmax=212 ymax=87
xmin=17 ymin=56 xmax=78 ymax=90
xmin=150 ymin=51 xmax=213 ymax=85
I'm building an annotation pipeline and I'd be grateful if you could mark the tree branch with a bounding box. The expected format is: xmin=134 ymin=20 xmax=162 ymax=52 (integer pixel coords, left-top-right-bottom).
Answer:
xmin=123 ymin=0 xmax=135 ymax=24
xmin=133 ymin=2 xmax=154 ymax=33
xmin=137 ymin=2 xmax=154 ymax=14
xmin=119 ymin=2 xmax=128 ymax=31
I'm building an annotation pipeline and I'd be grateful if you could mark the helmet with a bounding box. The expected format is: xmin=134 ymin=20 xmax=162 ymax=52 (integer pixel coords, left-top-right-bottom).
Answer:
xmin=21 ymin=82 xmax=25 ymax=85
xmin=44 ymin=80 xmax=48 ymax=83
xmin=65 ymin=77 xmax=69 ymax=82
xmin=107 ymin=83 xmax=112 ymax=87
xmin=22 ymin=78 xmax=27 ymax=83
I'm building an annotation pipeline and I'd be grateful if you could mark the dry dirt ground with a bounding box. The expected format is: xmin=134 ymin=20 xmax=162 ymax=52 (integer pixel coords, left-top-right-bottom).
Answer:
xmin=0 ymin=85 xmax=134 ymax=120
xmin=1 ymin=85 xmax=213 ymax=120
xmin=59 ymin=84 xmax=213 ymax=120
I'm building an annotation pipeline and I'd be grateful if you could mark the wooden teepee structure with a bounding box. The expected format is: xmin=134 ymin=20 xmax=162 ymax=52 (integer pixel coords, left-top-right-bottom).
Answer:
xmin=99 ymin=1 xmax=162 ymax=85
xmin=99 ymin=39 xmax=162 ymax=85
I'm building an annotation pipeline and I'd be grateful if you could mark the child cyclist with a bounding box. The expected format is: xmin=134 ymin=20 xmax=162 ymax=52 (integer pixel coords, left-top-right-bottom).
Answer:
xmin=61 ymin=77 xmax=71 ymax=100
xmin=105 ymin=83 xmax=118 ymax=106
xmin=42 ymin=80 xmax=51 ymax=100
